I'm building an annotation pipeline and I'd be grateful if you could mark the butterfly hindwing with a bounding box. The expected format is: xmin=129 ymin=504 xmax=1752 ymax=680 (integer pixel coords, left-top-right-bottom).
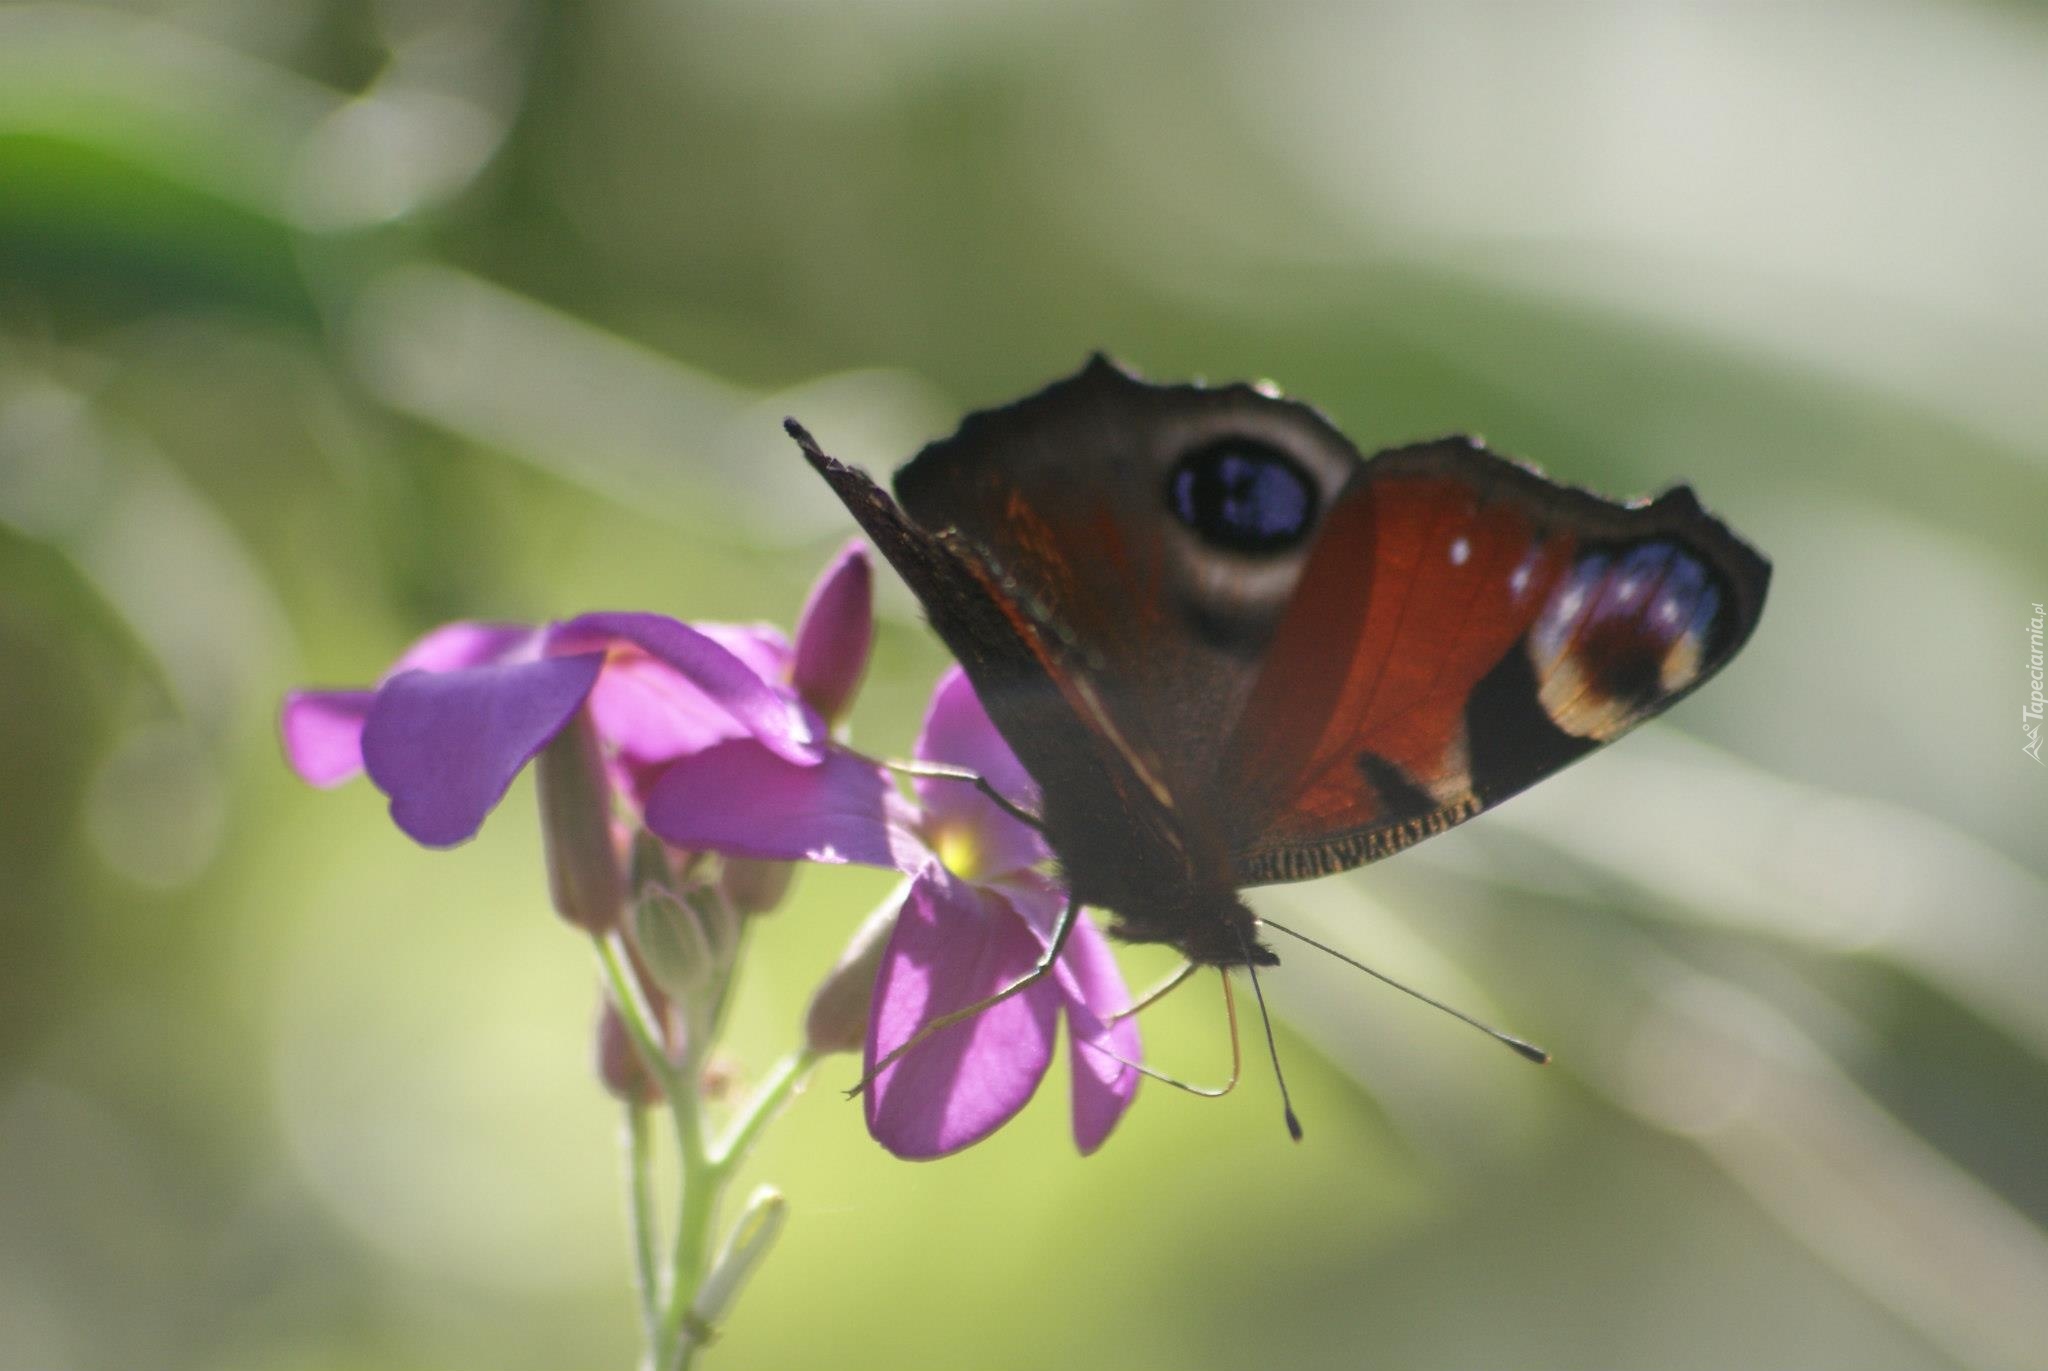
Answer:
xmin=1223 ymin=438 xmax=1770 ymax=885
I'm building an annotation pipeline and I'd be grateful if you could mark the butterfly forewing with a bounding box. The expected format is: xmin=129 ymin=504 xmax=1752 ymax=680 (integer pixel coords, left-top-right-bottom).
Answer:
xmin=792 ymin=421 xmax=1200 ymax=905
xmin=892 ymin=357 xmax=1357 ymax=803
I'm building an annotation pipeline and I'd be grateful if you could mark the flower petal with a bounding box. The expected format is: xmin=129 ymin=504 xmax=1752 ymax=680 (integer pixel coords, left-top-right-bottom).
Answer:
xmin=914 ymin=666 xmax=1048 ymax=876
xmin=552 ymin=612 xmax=819 ymax=764
xmin=281 ymin=624 xmax=538 ymax=790
xmin=279 ymin=690 xmax=376 ymax=786
xmin=987 ymin=868 xmax=1071 ymax=948
xmin=991 ymin=871 xmax=1141 ymax=1153
xmin=642 ymin=740 xmax=923 ymax=868
xmin=361 ymin=653 xmax=606 ymax=847
xmin=865 ymin=865 xmax=1059 ymax=1159
xmin=697 ymin=623 xmax=793 ymax=683
xmin=587 ymin=649 xmax=755 ymax=781
xmin=1057 ymin=914 xmax=1143 ymax=1155
xmin=791 ymin=540 xmax=872 ymax=723
xmin=390 ymin=621 xmax=538 ymax=675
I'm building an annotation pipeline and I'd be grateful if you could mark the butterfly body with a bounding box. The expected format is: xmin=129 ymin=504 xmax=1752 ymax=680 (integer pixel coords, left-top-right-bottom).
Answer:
xmin=793 ymin=357 xmax=1769 ymax=970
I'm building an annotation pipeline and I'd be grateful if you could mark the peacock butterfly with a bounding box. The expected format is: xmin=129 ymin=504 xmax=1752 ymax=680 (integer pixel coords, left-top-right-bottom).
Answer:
xmin=787 ymin=356 xmax=1769 ymax=982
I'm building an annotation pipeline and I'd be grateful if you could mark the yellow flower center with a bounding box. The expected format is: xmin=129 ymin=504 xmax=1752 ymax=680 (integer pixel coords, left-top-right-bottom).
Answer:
xmin=932 ymin=824 xmax=985 ymax=882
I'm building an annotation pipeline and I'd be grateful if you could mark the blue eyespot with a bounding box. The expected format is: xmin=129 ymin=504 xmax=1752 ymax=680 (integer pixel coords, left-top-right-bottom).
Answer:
xmin=1165 ymin=440 xmax=1317 ymax=553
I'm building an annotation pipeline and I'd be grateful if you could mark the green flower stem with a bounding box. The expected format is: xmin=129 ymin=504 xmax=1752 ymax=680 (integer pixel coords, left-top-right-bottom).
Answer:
xmin=660 ymin=1083 xmax=715 ymax=1371
xmin=595 ymin=934 xmax=687 ymax=1099
xmin=710 ymin=1048 xmax=814 ymax=1169
xmin=623 ymin=1105 xmax=661 ymax=1345
xmin=594 ymin=933 xmax=816 ymax=1371
xmin=666 ymin=1049 xmax=815 ymax=1368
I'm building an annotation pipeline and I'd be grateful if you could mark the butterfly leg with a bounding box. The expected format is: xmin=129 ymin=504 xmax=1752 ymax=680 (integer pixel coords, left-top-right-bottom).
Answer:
xmin=883 ymin=759 xmax=1045 ymax=831
xmin=1075 ymin=968 xmax=1242 ymax=1099
xmin=1107 ymin=959 xmax=1198 ymax=1023
xmin=844 ymin=894 xmax=1080 ymax=1098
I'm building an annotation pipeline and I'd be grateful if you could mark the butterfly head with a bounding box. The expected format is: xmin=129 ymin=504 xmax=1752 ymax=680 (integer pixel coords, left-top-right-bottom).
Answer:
xmin=1106 ymin=884 xmax=1278 ymax=968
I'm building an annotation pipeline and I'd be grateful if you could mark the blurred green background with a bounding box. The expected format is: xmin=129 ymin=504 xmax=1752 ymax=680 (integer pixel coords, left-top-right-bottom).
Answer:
xmin=4 ymin=2 xmax=2047 ymax=1368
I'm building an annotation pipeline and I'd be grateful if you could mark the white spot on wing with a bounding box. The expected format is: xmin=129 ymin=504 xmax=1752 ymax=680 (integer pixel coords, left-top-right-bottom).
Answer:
xmin=1449 ymin=536 xmax=1471 ymax=567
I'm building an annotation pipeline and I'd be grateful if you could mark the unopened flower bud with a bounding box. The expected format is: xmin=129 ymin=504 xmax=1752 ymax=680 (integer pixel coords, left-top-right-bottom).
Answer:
xmin=803 ymin=883 xmax=903 ymax=1056
xmin=628 ymin=827 xmax=678 ymax=892
xmin=595 ymin=995 xmax=664 ymax=1104
xmin=631 ymin=881 xmax=716 ymax=999
xmin=536 ymin=709 xmax=625 ymax=933
xmin=722 ymin=857 xmax=795 ymax=916
xmin=693 ymin=881 xmax=742 ymax=968
xmin=790 ymin=540 xmax=872 ymax=725
xmin=690 ymin=1185 xmax=788 ymax=1339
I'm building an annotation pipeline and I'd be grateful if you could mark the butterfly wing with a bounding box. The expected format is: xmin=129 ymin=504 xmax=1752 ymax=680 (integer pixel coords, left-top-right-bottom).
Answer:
xmin=798 ymin=359 xmax=1769 ymax=943
xmin=891 ymin=356 xmax=1361 ymax=804
xmin=790 ymin=421 xmax=1201 ymax=905
xmin=1222 ymin=438 xmax=1770 ymax=885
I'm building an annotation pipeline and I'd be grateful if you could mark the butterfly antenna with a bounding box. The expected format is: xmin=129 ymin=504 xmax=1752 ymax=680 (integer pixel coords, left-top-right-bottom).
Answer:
xmin=1234 ymin=925 xmax=1303 ymax=1142
xmin=1259 ymin=917 xmax=1550 ymax=1065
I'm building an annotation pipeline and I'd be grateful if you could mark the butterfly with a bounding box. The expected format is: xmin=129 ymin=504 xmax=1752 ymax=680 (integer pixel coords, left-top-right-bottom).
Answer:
xmin=789 ymin=355 xmax=1768 ymax=1057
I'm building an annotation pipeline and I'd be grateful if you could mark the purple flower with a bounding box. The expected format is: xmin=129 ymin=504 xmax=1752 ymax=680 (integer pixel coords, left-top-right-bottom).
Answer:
xmin=281 ymin=611 xmax=820 ymax=850
xmin=650 ymin=666 xmax=1142 ymax=1159
xmin=280 ymin=541 xmax=876 ymax=855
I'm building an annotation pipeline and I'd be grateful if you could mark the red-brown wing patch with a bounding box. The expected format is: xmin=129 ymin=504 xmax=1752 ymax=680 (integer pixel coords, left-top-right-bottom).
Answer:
xmin=1223 ymin=465 xmax=1572 ymax=870
xmin=1221 ymin=439 xmax=1768 ymax=885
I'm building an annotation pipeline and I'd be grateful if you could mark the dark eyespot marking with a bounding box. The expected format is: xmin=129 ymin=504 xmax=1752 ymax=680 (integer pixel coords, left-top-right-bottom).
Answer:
xmin=1526 ymin=540 xmax=1727 ymax=742
xmin=1165 ymin=439 xmax=1318 ymax=554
